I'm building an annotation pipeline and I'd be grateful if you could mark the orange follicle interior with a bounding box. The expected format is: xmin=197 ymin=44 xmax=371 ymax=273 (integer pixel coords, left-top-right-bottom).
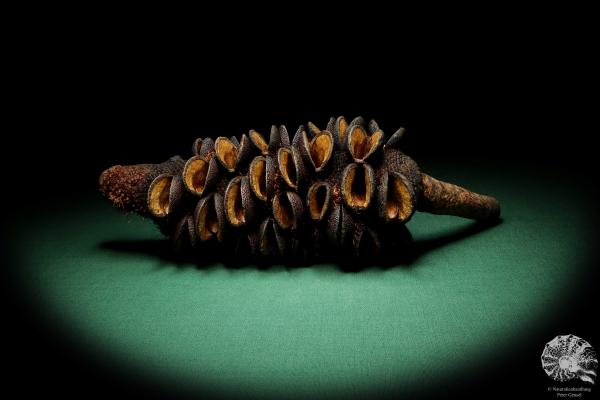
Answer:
xmin=386 ymin=175 xmax=413 ymax=221
xmin=342 ymin=165 xmax=372 ymax=209
xmin=197 ymin=198 xmax=220 ymax=241
xmin=215 ymin=138 xmax=239 ymax=170
xmin=250 ymin=131 xmax=268 ymax=154
xmin=348 ymin=126 xmax=383 ymax=160
xmin=249 ymin=157 xmax=267 ymax=201
xmin=307 ymin=183 xmax=329 ymax=220
xmin=225 ymin=178 xmax=245 ymax=226
xmin=337 ymin=117 xmax=348 ymax=145
xmin=278 ymin=148 xmax=297 ymax=188
xmin=273 ymin=194 xmax=294 ymax=229
xmin=184 ymin=158 xmax=208 ymax=194
xmin=309 ymin=134 xmax=332 ymax=169
xmin=148 ymin=176 xmax=173 ymax=217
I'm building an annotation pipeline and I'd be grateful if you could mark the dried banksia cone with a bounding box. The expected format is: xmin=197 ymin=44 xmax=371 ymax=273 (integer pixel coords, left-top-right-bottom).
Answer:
xmin=99 ymin=116 xmax=501 ymax=262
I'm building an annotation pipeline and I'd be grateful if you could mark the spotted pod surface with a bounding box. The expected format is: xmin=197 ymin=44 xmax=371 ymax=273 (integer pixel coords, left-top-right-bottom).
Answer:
xmin=100 ymin=116 xmax=501 ymax=262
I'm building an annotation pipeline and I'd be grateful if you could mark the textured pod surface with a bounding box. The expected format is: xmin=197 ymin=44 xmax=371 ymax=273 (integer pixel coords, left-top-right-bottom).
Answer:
xmin=100 ymin=116 xmax=502 ymax=262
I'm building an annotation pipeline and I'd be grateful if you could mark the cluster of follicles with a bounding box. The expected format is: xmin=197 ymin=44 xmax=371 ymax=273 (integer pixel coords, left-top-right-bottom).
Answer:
xmin=140 ymin=116 xmax=423 ymax=262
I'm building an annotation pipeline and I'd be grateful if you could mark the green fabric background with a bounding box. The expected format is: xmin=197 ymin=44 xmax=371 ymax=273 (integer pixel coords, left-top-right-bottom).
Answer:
xmin=13 ymin=162 xmax=595 ymax=398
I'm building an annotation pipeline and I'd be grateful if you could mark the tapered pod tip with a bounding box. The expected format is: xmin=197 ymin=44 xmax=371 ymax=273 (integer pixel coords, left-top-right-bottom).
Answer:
xmin=99 ymin=164 xmax=155 ymax=214
xmin=419 ymin=173 xmax=501 ymax=221
xmin=100 ymin=156 xmax=184 ymax=215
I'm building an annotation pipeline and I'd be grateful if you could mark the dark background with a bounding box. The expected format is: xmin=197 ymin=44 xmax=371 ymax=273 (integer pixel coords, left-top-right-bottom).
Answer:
xmin=3 ymin=12 xmax=597 ymax=399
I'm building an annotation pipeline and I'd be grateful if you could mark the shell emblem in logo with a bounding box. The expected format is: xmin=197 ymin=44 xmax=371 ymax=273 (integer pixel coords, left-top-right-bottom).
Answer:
xmin=541 ymin=334 xmax=597 ymax=384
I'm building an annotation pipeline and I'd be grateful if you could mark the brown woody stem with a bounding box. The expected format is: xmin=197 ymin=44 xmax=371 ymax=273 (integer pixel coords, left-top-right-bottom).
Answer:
xmin=418 ymin=173 xmax=500 ymax=221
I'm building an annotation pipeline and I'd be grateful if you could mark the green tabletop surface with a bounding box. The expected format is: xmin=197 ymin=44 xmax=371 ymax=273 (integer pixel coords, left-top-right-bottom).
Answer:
xmin=12 ymin=161 xmax=596 ymax=398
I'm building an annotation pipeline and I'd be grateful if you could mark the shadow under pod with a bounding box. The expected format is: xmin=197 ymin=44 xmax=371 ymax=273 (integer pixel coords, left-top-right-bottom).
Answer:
xmin=99 ymin=218 xmax=503 ymax=272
